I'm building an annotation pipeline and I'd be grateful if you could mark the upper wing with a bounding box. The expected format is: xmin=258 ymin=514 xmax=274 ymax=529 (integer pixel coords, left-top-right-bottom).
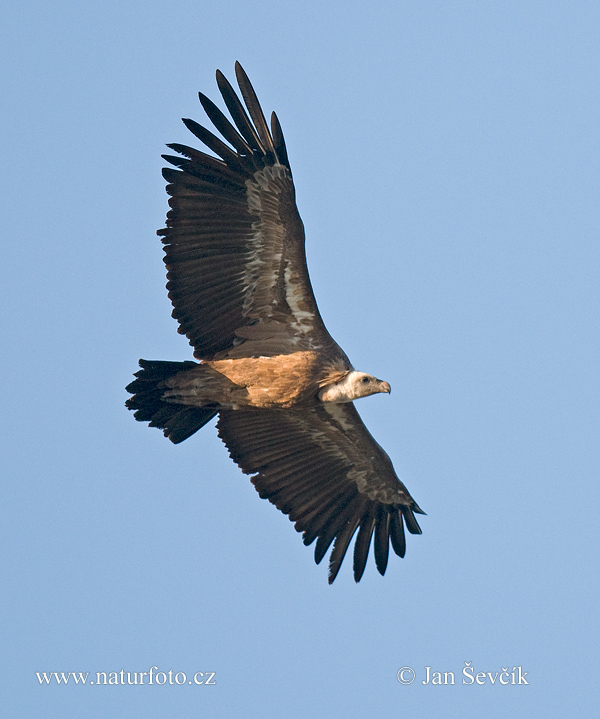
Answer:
xmin=159 ymin=63 xmax=337 ymax=360
xmin=217 ymin=402 xmax=424 ymax=583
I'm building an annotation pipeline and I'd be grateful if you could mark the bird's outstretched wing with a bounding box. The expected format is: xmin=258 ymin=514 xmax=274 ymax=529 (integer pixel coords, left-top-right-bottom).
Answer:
xmin=217 ymin=402 xmax=424 ymax=583
xmin=160 ymin=62 xmax=342 ymax=361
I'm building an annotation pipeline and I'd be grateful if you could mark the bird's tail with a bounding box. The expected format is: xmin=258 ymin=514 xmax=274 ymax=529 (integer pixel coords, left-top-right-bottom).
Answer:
xmin=125 ymin=359 xmax=218 ymax=444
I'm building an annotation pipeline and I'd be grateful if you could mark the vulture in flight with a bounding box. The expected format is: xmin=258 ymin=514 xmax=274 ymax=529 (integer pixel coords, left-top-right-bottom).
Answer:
xmin=126 ymin=63 xmax=424 ymax=583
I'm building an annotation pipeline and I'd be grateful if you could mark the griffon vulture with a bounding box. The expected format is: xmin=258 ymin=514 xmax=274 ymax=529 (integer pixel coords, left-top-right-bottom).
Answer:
xmin=126 ymin=63 xmax=424 ymax=583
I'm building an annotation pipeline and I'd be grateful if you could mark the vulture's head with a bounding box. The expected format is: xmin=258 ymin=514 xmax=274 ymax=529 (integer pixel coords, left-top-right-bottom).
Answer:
xmin=318 ymin=371 xmax=391 ymax=403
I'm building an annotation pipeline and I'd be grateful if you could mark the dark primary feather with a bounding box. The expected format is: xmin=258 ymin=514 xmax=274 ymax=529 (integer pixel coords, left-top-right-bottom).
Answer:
xmin=327 ymin=508 xmax=365 ymax=584
xmin=270 ymin=112 xmax=291 ymax=171
xmin=373 ymin=506 xmax=390 ymax=575
xmin=216 ymin=69 xmax=266 ymax=156
xmin=234 ymin=62 xmax=276 ymax=159
xmin=389 ymin=511 xmax=406 ymax=558
xmin=197 ymin=92 xmax=254 ymax=158
xmin=178 ymin=121 xmax=244 ymax=166
xmin=312 ymin=491 xmax=363 ymax=562
xmin=353 ymin=508 xmax=376 ymax=582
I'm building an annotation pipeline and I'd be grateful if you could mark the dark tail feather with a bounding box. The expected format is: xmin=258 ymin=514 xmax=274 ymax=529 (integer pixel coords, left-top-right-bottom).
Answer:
xmin=125 ymin=359 xmax=218 ymax=444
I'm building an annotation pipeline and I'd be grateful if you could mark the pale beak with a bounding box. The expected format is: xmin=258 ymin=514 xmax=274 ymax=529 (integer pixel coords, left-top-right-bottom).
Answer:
xmin=378 ymin=380 xmax=391 ymax=394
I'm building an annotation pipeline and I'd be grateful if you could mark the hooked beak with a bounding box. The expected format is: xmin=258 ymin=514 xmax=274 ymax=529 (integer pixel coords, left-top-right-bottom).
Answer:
xmin=378 ymin=380 xmax=391 ymax=394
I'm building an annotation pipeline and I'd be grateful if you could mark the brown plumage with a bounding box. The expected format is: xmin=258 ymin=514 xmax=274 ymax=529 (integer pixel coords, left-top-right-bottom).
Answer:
xmin=126 ymin=63 xmax=424 ymax=583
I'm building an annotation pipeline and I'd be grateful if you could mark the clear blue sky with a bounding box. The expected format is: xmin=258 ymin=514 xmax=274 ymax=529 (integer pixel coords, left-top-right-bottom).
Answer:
xmin=2 ymin=1 xmax=598 ymax=717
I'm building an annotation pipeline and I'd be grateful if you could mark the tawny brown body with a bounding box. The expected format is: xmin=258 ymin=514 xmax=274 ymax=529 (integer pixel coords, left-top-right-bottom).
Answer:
xmin=162 ymin=352 xmax=350 ymax=409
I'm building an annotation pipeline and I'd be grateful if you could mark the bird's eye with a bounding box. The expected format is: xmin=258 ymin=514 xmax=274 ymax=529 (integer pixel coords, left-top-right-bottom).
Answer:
xmin=361 ymin=377 xmax=370 ymax=384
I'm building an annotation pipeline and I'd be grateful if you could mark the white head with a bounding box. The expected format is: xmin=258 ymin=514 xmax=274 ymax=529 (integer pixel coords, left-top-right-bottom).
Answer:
xmin=318 ymin=371 xmax=391 ymax=403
